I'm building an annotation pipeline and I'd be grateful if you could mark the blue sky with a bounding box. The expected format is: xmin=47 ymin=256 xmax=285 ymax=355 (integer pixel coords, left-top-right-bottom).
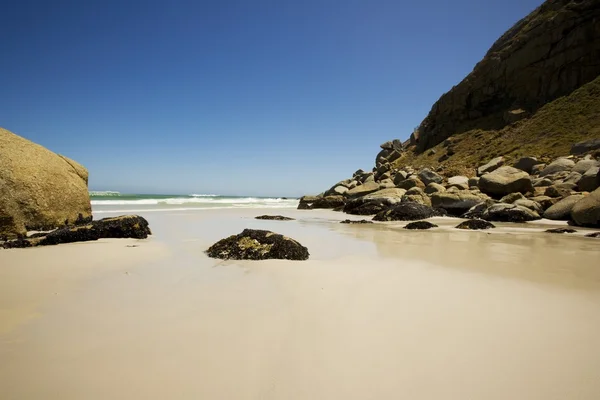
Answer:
xmin=1 ymin=0 xmax=543 ymax=196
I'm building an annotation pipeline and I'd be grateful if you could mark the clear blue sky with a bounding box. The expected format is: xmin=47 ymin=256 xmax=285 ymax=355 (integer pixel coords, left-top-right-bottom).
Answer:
xmin=1 ymin=0 xmax=543 ymax=196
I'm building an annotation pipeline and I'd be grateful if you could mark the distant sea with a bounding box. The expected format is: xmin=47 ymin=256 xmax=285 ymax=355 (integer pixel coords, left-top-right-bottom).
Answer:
xmin=90 ymin=191 xmax=299 ymax=214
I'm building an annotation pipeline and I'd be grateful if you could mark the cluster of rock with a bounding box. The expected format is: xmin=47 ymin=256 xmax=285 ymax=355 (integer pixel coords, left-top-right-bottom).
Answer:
xmin=299 ymin=144 xmax=600 ymax=228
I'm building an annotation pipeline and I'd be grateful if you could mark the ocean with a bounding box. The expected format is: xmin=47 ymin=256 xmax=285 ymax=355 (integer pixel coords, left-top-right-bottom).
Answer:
xmin=90 ymin=191 xmax=299 ymax=214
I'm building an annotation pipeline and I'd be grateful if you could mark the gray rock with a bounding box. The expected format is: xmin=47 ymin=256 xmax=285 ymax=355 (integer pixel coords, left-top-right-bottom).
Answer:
xmin=539 ymin=158 xmax=576 ymax=177
xmin=573 ymin=159 xmax=600 ymax=175
xmin=513 ymin=157 xmax=540 ymax=174
xmin=571 ymin=138 xmax=600 ymax=155
xmin=417 ymin=168 xmax=443 ymax=186
xmin=393 ymin=171 xmax=408 ymax=185
xmin=343 ymin=188 xmax=406 ymax=215
xmin=468 ymin=177 xmax=480 ymax=188
xmin=346 ymin=181 xmax=381 ymax=198
xmin=402 ymin=187 xmax=431 ymax=207
xmin=532 ymin=177 xmax=554 ymax=187
xmin=311 ymin=195 xmax=346 ymax=209
xmin=397 ymin=177 xmax=425 ymax=190
xmin=425 ymin=182 xmax=446 ymax=194
xmin=482 ymin=203 xmax=541 ymax=222
xmin=447 ymin=175 xmax=469 ymax=186
xmin=499 ymin=192 xmax=525 ymax=204
xmin=571 ymin=188 xmax=600 ymax=227
xmin=544 ymin=185 xmax=572 ymax=198
xmin=513 ymin=199 xmax=543 ymax=214
xmin=531 ymin=164 xmax=546 ymax=175
xmin=477 ymin=156 xmax=505 ymax=176
xmin=479 ymin=166 xmax=533 ymax=197
xmin=431 ymin=192 xmax=487 ymax=216
xmin=578 ymin=166 xmax=600 ymax=192
xmin=297 ymin=195 xmax=321 ymax=210
xmin=379 ymin=179 xmax=395 ymax=189
xmin=543 ymin=194 xmax=586 ymax=220
xmin=528 ymin=196 xmax=556 ymax=211
xmin=564 ymin=171 xmax=583 ymax=185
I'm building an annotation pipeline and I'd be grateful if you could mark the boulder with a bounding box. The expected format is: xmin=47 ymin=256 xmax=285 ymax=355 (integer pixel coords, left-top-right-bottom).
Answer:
xmin=343 ymin=188 xmax=406 ymax=215
xmin=346 ymin=181 xmax=381 ymax=198
xmin=461 ymin=201 xmax=496 ymax=220
xmin=573 ymin=159 xmax=600 ymax=175
xmin=455 ymin=219 xmax=496 ymax=230
xmin=397 ymin=177 xmax=425 ymax=190
xmin=578 ymin=166 xmax=600 ymax=192
xmin=564 ymin=172 xmax=582 ymax=185
xmin=528 ymin=196 xmax=556 ymax=211
xmin=255 ymin=215 xmax=295 ymax=221
xmin=311 ymin=195 xmax=346 ymax=209
xmin=297 ymin=195 xmax=320 ymax=210
xmin=482 ymin=203 xmax=541 ymax=222
xmin=477 ymin=156 xmax=505 ymax=176
xmin=340 ymin=219 xmax=373 ymax=224
xmin=499 ymin=192 xmax=525 ymax=204
xmin=417 ymin=168 xmax=443 ymax=186
xmin=0 ymin=127 xmax=92 ymax=239
xmin=468 ymin=177 xmax=480 ymax=188
xmin=532 ymin=177 xmax=554 ymax=187
xmin=479 ymin=166 xmax=533 ymax=197
xmin=373 ymin=203 xmax=444 ymax=222
xmin=513 ymin=199 xmax=543 ymax=214
xmin=393 ymin=171 xmax=408 ymax=185
xmin=513 ymin=157 xmax=540 ymax=174
xmin=205 ymin=229 xmax=309 ymax=261
xmin=544 ymin=186 xmax=572 ymax=198
xmin=539 ymin=158 xmax=575 ymax=177
xmin=531 ymin=164 xmax=546 ymax=175
xmin=431 ymin=192 xmax=487 ymax=216
xmin=3 ymin=215 xmax=151 ymax=248
xmin=404 ymin=221 xmax=438 ymax=230
xmin=425 ymin=182 xmax=446 ymax=194
xmin=447 ymin=175 xmax=469 ymax=188
xmin=402 ymin=187 xmax=431 ymax=207
xmin=571 ymin=188 xmax=600 ymax=227
xmin=571 ymin=138 xmax=600 ymax=155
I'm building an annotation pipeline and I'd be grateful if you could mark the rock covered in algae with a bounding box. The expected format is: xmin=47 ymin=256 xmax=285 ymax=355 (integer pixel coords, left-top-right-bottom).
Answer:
xmin=206 ymin=229 xmax=309 ymax=260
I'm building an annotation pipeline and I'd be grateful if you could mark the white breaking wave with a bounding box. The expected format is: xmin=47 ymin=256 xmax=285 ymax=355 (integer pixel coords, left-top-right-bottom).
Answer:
xmin=91 ymin=197 xmax=297 ymax=206
xmin=189 ymin=193 xmax=218 ymax=197
xmin=89 ymin=190 xmax=121 ymax=196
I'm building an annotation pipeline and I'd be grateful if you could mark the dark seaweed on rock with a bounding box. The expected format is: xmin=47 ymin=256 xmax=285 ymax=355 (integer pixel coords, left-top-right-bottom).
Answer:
xmin=255 ymin=215 xmax=295 ymax=221
xmin=403 ymin=221 xmax=438 ymax=230
xmin=372 ymin=203 xmax=444 ymax=222
xmin=206 ymin=229 xmax=309 ymax=261
xmin=545 ymin=228 xmax=577 ymax=234
xmin=455 ymin=219 xmax=496 ymax=230
xmin=340 ymin=219 xmax=373 ymax=224
xmin=584 ymin=232 xmax=600 ymax=238
xmin=2 ymin=215 xmax=151 ymax=248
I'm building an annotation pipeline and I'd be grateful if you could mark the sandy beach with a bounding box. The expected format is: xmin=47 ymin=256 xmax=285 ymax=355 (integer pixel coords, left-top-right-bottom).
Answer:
xmin=1 ymin=208 xmax=599 ymax=399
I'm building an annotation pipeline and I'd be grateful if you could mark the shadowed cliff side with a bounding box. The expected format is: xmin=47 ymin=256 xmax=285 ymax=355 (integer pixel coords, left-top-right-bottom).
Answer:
xmin=416 ymin=0 xmax=600 ymax=153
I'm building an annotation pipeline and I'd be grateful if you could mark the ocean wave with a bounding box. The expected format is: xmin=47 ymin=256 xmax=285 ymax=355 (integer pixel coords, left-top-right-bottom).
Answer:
xmin=89 ymin=190 xmax=121 ymax=196
xmin=189 ymin=193 xmax=218 ymax=197
xmin=91 ymin=197 xmax=298 ymax=206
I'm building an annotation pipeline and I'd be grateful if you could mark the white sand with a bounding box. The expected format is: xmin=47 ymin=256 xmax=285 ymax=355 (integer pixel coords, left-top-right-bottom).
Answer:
xmin=1 ymin=208 xmax=599 ymax=399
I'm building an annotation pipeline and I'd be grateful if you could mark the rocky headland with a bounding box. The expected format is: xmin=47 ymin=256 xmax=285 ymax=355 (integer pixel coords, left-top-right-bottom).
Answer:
xmin=299 ymin=0 xmax=600 ymax=232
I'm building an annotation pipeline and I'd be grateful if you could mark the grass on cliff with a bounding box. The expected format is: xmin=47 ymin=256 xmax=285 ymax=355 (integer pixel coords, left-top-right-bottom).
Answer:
xmin=394 ymin=75 xmax=600 ymax=176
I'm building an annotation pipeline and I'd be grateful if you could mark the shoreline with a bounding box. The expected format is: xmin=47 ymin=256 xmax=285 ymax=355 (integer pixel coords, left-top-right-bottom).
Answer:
xmin=1 ymin=207 xmax=600 ymax=399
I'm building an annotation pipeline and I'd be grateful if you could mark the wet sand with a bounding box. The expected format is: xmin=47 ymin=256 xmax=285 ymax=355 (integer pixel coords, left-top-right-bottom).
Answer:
xmin=1 ymin=209 xmax=599 ymax=399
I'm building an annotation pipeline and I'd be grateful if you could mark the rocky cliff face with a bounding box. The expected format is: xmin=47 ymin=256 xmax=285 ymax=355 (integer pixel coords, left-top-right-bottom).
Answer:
xmin=417 ymin=0 xmax=600 ymax=152
xmin=0 ymin=127 xmax=92 ymax=239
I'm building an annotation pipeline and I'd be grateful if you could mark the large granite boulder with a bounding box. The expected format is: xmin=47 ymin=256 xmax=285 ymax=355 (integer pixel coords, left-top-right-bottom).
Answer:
xmin=402 ymin=187 xmax=431 ymax=207
xmin=572 ymin=159 xmax=599 ymax=175
xmin=0 ymin=127 xmax=92 ymax=239
xmin=571 ymin=188 xmax=600 ymax=227
xmin=477 ymin=157 xmax=505 ymax=176
xmin=482 ymin=203 xmax=541 ymax=223
xmin=479 ymin=166 xmax=533 ymax=197
xmin=447 ymin=176 xmax=470 ymax=189
xmin=425 ymin=182 xmax=446 ymax=194
xmin=417 ymin=168 xmax=443 ymax=186
xmin=311 ymin=195 xmax=346 ymax=209
xmin=343 ymin=188 xmax=406 ymax=215
xmin=578 ymin=166 xmax=600 ymax=192
xmin=571 ymin=138 xmax=600 ymax=155
xmin=297 ymin=195 xmax=320 ymax=210
xmin=2 ymin=215 xmax=151 ymax=248
xmin=539 ymin=158 xmax=576 ymax=177
xmin=397 ymin=177 xmax=425 ymax=190
xmin=431 ymin=191 xmax=487 ymax=216
xmin=416 ymin=0 xmax=600 ymax=151
xmin=205 ymin=229 xmax=309 ymax=261
xmin=513 ymin=157 xmax=541 ymax=174
xmin=346 ymin=181 xmax=381 ymax=198
xmin=543 ymin=194 xmax=586 ymax=220
xmin=373 ymin=203 xmax=444 ymax=222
